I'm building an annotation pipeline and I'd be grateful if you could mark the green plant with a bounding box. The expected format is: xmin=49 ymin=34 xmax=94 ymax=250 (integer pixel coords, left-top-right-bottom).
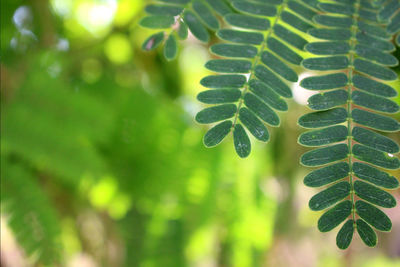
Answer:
xmin=141 ymin=0 xmax=400 ymax=249
xmin=298 ymin=0 xmax=400 ymax=249
xmin=140 ymin=0 xmax=232 ymax=60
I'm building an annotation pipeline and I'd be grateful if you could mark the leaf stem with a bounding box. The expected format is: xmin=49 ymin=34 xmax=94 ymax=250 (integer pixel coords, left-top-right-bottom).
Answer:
xmin=348 ymin=0 xmax=361 ymax=224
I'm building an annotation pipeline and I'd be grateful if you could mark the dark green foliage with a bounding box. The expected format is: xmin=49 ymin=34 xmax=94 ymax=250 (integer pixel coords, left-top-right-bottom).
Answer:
xmin=205 ymin=59 xmax=252 ymax=73
xmin=142 ymin=32 xmax=165 ymax=51
xmin=140 ymin=0 xmax=228 ymax=58
xmin=298 ymin=125 xmax=348 ymax=147
xmin=210 ymin=44 xmax=258 ymax=58
xmin=318 ymin=201 xmax=352 ymax=232
xmin=196 ymin=0 xmax=316 ymax=158
xmin=336 ymin=220 xmax=354 ymax=249
xmin=303 ymin=162 xmax=349 ymax=187
xmin=307 ymin=90 xmax=348 ymax=110
xmin=300 ymin=73 xmax=348 ymax=90
xmin=299 ymin=0 xmax=400 ymax=249
xmin=164 ymin=34 xmax=178 ymax=60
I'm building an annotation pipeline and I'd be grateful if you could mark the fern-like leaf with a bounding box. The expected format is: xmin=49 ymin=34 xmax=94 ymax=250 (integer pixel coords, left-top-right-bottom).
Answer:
xmin=196 ymin=0 xmax=317 ymax=157
xmin=298 ymin=0 xmax=400 ymax=249
xmin=140 ymin=0 xmax=231 ymax=60
xmin=1 ymin=160 xmax=62 ymax=264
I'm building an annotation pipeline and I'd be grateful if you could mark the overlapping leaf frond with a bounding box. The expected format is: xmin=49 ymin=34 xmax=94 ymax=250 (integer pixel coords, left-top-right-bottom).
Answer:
xmin=1 ymin=160 xmax=62 ymax=264
xmin=140 ymin=0 xmax=232 ymax=60
xmin=195 ymin=0 xmax=318 ymax=157
xmin=377 ymin=0 xmax=400 ymax=47
xmin=298 ymin=0 xmax=400 ymax=249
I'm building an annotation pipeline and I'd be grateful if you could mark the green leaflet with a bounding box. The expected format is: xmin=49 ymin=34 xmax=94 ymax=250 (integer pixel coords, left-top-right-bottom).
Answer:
xmin=352 ymin=126 xmax=399 ymax=153
xmin=248 ymin=79 xmax=288 ymax=111
xmin=244 ymin=93 xmax=280 ymax=127
xmin=356 ymin=219 xmax=377 ymax=247
xmin=217 ymin=29 xmax=264 ymax=45
xmin=298 ymin=108 xmax=347 ymax=128
xmin=177 ymin=21 xmax=188 ymax=40
xmin=352 ymin=109 xmax=400 ymax=132
xmin=355 ymin=44 xmax=399 ymax=66
xmin=358 ymin=21 xmax=391 ymax=40
xmin=233 ymin=124 xmax=251 ymax=158
xmin=302 ymin=56 xmax=349 ymax=71
xmin=313 ymin=15 xmax=353 ymax=28
xmin=267 ymin=37 xmax=303 ymax=65
xmin=201 ymin=75 xmax=247 ymax=88
xmin=308 ymin=181 xmax=350 ymax=211
xmin=359 ymin=8 xmax=378 ymax=23
xmin=164 ymin=34 xmax=178 ymax=60
xmin=261 ymin=51 xmax=298 ymax=82
xmin=300 ymin=73 xmax=348 ymax=90
xmin=231 ymin=1 xmax=277 ymax=17
xmin=387 ymin=12 xmax=400 ymax=34
xmin=203 ymin=120 xmax=232 ymax=147
xmin=352 ymin=91 xmax=399 ymax=113
xmin=192 ymin=1 xmax=219 ymax=30
xmin=197 ymin=89 xmax=242 ymax=104
xmin=353 ymin=162 xmax=399 ymax=189
xmin=210 ymin=44 xmax=258 ymax=58
xmin=205 ymin=0 xmax=231 ymax=16
xmin=397 ymin=34 xmax=400 ymax=46
xmin=239 ymin=107 xmax=270 ymax=141
xmin=305 ymin=42 xmax=350 ymax=55
xmin=352 ymin=144 xmax=400 ymax=170
xmin=352 ymin=75 xmax=397 ymax=97
xmin=303 ymin=162 xmax=349 ymax=187
xmin=142 ymin=32 xmax=165 ymax=51
xmin=336 ymin=220 xmax=354 ymax=250
xmin=298 ymin=125 xmax=347 ymax=147
xmin=195 ymin=104 xmax=237 ymax=124
xmin=224 ymin=14 xmax=270 ymax=31
xmin=319 ymin=3 xmax=354 ymax=15
xmin=301 ymin=0 xmax=320 ymax=10
xmin=254 ymin=65 xmax=292 ymax=98
xmin=318 ymin=200 xmax=352 ymax=232
xmin=379 ymin=0 xmax=400 ymax=22
xmin=145 ymin=4 xmax=183 ymax=16
xmin=354 ymin=58 xmax=397 ymax=81
xmin=309 ymin=28 xmax=351 ymax=41
xmin=356 ymin=201 xmax=392 ymax=232
xmin=354 ymin=181 xmax=396 ymax=208
xmin=307 ymin=90 xmax=348 ymax=110
xmin=281 ymin=11 xmax=313 ymax=33
xmin=301 ymin=144 xmax=349 ymax=167
xmin=139 ymin=15 xmax=175 ymax=29
xmin=356 ymin=32 xmax=395 ymax=52
xmin=205 ymin=59 xmax=252 ymax=73
xmin=273 ymin=24 xmax=308 ymax=51
xmin=184 ymin=10 xmax=209 ymax=42
xmin=287 ymin=0 xmax=316 ymax=21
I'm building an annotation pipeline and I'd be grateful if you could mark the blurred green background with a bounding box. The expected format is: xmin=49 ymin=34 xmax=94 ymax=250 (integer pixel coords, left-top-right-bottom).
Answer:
xmin=1 ymin=0 xmax=400 ymax=266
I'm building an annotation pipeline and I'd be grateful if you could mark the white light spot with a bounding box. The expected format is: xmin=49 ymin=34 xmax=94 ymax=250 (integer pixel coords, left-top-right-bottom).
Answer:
xmin=292 ymin=72 xmax=319 ymax=105
xmin=13 ymin=6 xmax=32 ymax=30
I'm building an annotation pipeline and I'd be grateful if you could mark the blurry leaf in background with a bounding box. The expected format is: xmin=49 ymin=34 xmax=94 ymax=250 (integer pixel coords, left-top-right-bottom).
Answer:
xmin=1 ymin=160 xmax=62 ymax=265
xmin=2 ymin=53 xmax=114 ymax=185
